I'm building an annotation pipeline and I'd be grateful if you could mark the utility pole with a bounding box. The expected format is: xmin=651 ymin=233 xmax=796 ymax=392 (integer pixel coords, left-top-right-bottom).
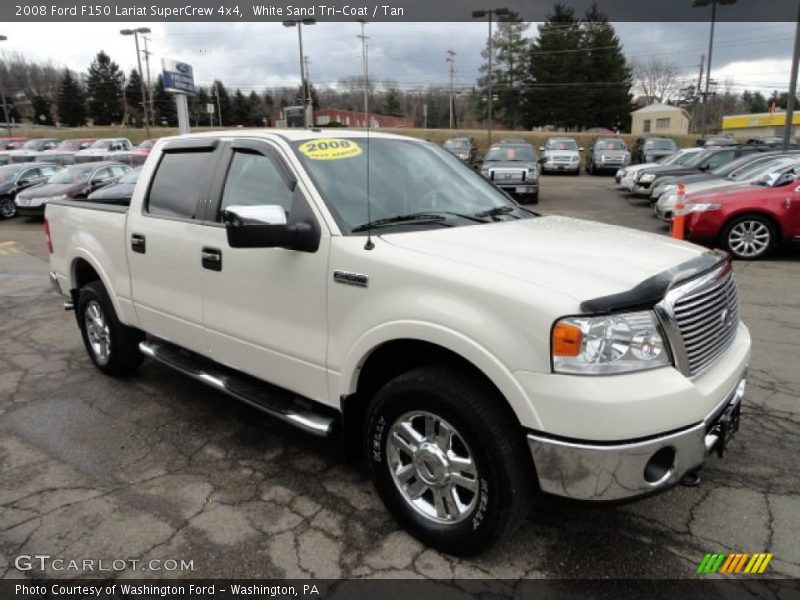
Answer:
xmin=697 ymin=54 xmax=705 ymax=95
xmin=120 ymin=28 xmax=151 ymax=139
xmin=142 ymin=35 xmax=154 ymax=130
xmin=214 ymin=82 xmax=222 ymax=127
xmin=0 ymin=35 xmax=10 ymax=135
xmin=303 ymin=54 xmax=312 ymax=109
xmin=694 ymin=0 xmax=737 ymax=136
xmin=356 ymin=20 xmax=369 ymax=128
xmin=472 ymin=8 xmax=509 ymax=146
xmin=283 ymin=19 xmax=316 ymax=127
xmin=783 ymin=0 xmax=800 ymax=150
xmin=446 ymin=50 xmax=456 ymax=129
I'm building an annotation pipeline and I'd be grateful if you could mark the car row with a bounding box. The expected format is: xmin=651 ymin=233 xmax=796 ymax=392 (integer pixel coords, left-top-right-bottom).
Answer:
xmin=0 ymin=137 xmax=155 ymax=167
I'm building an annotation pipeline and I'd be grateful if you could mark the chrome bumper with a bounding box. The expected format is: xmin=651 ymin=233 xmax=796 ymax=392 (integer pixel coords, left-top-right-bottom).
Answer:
xmin=527 ymin=377 xmax=746 ymax=501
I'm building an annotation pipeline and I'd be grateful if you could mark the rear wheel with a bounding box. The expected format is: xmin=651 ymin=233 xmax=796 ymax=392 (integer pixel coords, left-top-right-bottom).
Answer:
xmin=0 ymin=196 xmax=16 ymax=219
xmin=364 ymin=366 xmax=535 ymax=555
xmin=722 ymin=215 xmax=776 ymax=260
xmin=78 ymin=281 xmax=144 ymax=375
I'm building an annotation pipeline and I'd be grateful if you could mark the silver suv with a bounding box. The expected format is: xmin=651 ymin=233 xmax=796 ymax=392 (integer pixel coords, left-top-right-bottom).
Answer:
xmin=480 ymin=142 xmax=540 ymax=203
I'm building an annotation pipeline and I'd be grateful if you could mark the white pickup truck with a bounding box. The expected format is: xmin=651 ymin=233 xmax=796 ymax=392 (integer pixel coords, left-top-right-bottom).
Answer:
xmin=46 ymin=130 xmax=750 ymax=555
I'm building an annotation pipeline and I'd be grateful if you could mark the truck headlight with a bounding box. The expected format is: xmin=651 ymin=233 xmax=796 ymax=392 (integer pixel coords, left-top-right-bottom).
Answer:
xmin=552 ymin=311 xmax=670 ymax=374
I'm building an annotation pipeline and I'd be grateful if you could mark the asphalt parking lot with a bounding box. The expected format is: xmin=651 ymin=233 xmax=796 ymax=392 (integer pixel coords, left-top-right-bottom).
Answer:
xmin=0 ymin=173 xmax=798 ymax=580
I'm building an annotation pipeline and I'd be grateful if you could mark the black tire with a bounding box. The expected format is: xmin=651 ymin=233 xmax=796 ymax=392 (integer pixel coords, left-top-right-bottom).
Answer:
xmin=721 ymin=214 xmax=776 ymax=261
xmin=77 ymin=280 xmax=145 ymax=375
xmin=364 ymin=366 xmax=535 ymax=556
xmin=0 ymin=196 xmax=16 ymax=219
xmin=529 ymin=192 xmax=539 ymax=204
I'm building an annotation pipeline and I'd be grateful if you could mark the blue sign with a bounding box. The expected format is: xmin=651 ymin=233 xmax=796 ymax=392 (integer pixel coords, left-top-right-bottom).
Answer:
xmin=162 ymin=58 xmax=195 ymax=96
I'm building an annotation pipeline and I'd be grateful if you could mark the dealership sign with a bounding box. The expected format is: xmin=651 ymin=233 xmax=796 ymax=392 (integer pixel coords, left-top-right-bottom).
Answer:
xmin=162 ymin=59 xmax=195 ymax=95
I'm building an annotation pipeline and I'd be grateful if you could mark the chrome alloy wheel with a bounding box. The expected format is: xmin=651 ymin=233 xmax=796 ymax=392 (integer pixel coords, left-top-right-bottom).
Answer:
xmin=0 ymin=198 xmax=15 ymax=218
xmin=85 ymin=301 xmax=111 ymax=364
xmin=728 ymin=220 xmax=771 ymax=258
xmin=387 ymin=411 xmax=479 ymax=524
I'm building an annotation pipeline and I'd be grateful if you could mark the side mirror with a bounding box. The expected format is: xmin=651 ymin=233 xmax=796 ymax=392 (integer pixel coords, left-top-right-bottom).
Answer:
xmin=223 ymin=204 xmax=319 ymax=252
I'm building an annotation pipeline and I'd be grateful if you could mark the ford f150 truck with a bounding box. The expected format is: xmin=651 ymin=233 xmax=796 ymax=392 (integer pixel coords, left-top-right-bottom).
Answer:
xmin=46 ymin=130 xmax=751 ymax=555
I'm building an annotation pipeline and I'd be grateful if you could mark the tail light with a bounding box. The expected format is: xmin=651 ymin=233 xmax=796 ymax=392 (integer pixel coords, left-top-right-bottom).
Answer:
xmin=44 ymin=218 xmax=53 ymax=254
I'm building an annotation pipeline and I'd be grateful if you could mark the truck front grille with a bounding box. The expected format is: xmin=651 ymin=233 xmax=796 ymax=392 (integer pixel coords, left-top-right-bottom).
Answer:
xmin=668 ymin=265 xmax=740 ymax=376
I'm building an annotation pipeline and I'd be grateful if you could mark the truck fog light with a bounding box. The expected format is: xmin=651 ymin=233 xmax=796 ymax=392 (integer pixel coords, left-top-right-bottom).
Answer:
xmin=644 ymin=446 xmax=675 ymax=484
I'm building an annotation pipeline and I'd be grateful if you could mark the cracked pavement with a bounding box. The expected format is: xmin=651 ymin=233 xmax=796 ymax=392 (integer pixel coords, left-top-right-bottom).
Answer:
xmin=0 ymin=175 xmax=798 ymax=580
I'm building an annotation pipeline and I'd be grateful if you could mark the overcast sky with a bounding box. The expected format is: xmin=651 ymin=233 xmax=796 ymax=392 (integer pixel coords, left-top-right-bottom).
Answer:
xmin=1 ymin=21 xmax=795 ymax=97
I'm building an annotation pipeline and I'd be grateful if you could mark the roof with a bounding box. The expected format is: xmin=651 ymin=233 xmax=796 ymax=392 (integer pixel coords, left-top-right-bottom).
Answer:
xmin=631 ymin=103 xmax=687 ymax=114
xmin=156 ymin=128 xmax=424 ymax=145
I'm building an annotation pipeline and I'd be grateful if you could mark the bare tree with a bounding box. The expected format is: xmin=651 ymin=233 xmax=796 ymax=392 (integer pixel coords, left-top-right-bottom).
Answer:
xmin=632 ymin=57 xmax=684 ymax=104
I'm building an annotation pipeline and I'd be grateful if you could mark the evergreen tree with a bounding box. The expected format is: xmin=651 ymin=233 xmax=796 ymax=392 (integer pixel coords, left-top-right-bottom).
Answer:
xmin=31 ymin=95 xmax=53 ymax=125
xmin=383 ymin=87 xmax=403 ymax=116
xmin=124 ymin=69 xmax=144 ymax=126
xmin=523 ymin=3 xmax=584 ymax=129
xmin=232 ymin=89 xmax=249 ymax=125
xmin=153 ymin=74 xmax=177 ymax=126
xmin=192 ymin=87 xmax=212 ymax=126
xmin=248 ymin=91 xmax=265 ymax=125
xmin=86 ymin=51 xmax=124 ymax=125
xmin=56 ymin=69 xmax=86 ymax=127
xmin=212 ymin=80 xmax=232 ymax=126
xmin=579 ymin=3 xmax=632 ymax=131
xmin=263 ymin=92 xmax=275 ymax=126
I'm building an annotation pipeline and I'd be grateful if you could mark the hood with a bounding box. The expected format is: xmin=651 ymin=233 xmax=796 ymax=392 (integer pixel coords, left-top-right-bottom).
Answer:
xmin=0 ymin=181 xmax=15 ymax=194
xmin=484 ymin=160 xmax=536 ymax=169
xmin=381 ymin=216 xmax=703 ymax=304
xmin=596 ymin=149 xmax=628 ymax=157
xmin=643 ymin=149 xmax=675 ymax=158
xmin=689 ymin=182 xmax=776 ymax=203
xmin=20 ymin=181 xmax=82 ymax=198
xmin=659 ymin=172 xmax=716 ymax=187
xmin=686 ymin=178 xmax=745 ymax=195
xmin=544 ymin=150 xmax=579 ymax=158
xmin=87 ymin=182 xmax=135 ymax=201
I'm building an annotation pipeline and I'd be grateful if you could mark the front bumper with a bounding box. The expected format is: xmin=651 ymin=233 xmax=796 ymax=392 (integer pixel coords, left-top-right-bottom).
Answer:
xmin=496 ymin=182 xmax=538 ymax=195
xmin=543 ymin=161 xmax=579 ymax=172
xmin=527 ymin=376 xmax=746 ymax=501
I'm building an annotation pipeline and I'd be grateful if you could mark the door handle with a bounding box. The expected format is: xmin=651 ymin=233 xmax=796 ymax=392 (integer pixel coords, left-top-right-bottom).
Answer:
xmin=131 ymin=233 xmax=146 ymax=254
xmin=202 ymin=247 xmax=222 ymax=271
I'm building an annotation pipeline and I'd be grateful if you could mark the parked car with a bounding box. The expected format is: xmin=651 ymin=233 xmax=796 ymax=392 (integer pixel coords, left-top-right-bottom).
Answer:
xmin=121 ymin=139 xmax=157 ymax=166
xmin=0 ymin=162 xmax=62 ymax=218
xmin=7 ymin=138 xmax=59 ymax=163
xmin=656 ymin=155 xmax=800 ymax=221
xmin=745 ymin=136 xmax=795 ymax=146
xmin=696 ymin=136 xmax=738 ymax=147
xmin=632 ymin=145 xmax=767 ymax=196
xmin=73 ymin=138 xmax=133 ymax=163
xmin=86 ymin=166 xmax=141 ymax=205
xmin=616 ymin=148 xmax=703 ymax=187
xmin=585 ymin=138 xmax=630 ymax=174
xmin=479 ymin=141 xmax=539 ymax=202
xmin=46 ymin=130 xmax=750 ymax=555
xmin=16 ymin=161 xmax=129 ymax=217
xmin=498 ymin=137 xmax=528 ymax=144
xmin=32 ymin=138 xmax=96 ymax=165
xmin=0 ymin=137 xmax=28 ymax=150
xmin=633 ymin=137 xmax=678 ymax=164
xmin=683 ymin=164 xmax=800 ymax=259
xmin=442 ymin=137 xmax=478 ymax=165
xmin=539 ymin=137 xmax=581 ymax=175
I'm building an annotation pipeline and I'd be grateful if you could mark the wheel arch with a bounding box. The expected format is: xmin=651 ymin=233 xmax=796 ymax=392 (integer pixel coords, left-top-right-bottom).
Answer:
xmin=69 ymin=254 xmax=124 ymax=318
xmin=722 ymin=210 xmax=784 ymax=245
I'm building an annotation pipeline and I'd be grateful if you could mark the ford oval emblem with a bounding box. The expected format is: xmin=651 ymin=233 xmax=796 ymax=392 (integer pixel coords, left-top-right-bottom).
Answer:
xmin=176 ymin=63 xmax=191 ymax=74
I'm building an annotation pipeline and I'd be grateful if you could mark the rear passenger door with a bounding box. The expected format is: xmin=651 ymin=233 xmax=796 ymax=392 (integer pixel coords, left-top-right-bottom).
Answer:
xmin=199 ymin=138 xmax=331 ymax=404
xmin=127 ymin=140 xmax=221 ymax=353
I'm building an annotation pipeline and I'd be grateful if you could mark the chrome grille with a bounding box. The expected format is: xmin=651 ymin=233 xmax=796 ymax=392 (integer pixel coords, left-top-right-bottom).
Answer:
xmin=669 ymin=266 xmax=740 ymax=376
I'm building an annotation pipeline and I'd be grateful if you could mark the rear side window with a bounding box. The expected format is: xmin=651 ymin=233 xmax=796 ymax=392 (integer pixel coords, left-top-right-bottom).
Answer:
xmin=148 ymin=150 xmax=214 ymax=219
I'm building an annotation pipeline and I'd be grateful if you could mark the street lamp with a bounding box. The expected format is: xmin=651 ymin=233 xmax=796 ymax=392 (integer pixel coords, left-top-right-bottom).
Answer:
xmin=472 ymin=7 xmax=509 ymax=146
xmin=693 ymin=0 xmax=736 ymax=136
xmin=120 ymin=27 xmax=152 ymax=138
xmin=283 ymin=19 xmax=316 ymax=128
xmin=0 ymin=35 xmax=11 ymax=135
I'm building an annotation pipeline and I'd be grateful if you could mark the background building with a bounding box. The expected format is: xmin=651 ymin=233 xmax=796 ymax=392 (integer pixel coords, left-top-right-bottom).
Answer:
xmin=630 ymin=103 xmax=691 ymax=136
xmin=722 ymin=111 xmax=800 ymax=138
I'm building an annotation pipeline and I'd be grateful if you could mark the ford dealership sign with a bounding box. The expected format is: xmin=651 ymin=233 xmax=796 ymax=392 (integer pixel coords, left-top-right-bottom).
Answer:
xmin=162 ymin=58 xmax=195 ymax=95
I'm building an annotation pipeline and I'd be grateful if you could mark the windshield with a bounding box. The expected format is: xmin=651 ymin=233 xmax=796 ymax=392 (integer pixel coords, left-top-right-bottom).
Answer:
xmin=89 ymin=140 xmax=114 ymax=149
xmin=291 ymin=138 xmax=528 ymax=233
xmin=53 ymin=140 xmax=83 ymax=150
xmin=484 ymin=145 xmax=536 ymax=162
xmin=20 ymin=139 xmax=46 ymax=150
xmin=49 ymin=165 xmax=95 ymax=184
xmin=644 ymin=139 xmax=676 ymax=151
xmin=444 ymin=139 xmax=470 ymax=150
xmin=0 ymin=165 xmax=25 ymax=183
xmin=118 ymin=167 xmax=141 ymax=184
xmin=545 ymin=139 xmax=578 ymax=151
xmin=732 ymin=157 xmax=799 ymax=182
xmin=595 ymin=139 xmax=626 ymax=151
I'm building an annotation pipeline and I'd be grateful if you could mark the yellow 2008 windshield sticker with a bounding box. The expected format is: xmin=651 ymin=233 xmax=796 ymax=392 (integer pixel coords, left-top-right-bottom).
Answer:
xmin=298 ymin=138 xmax=363 ymax=160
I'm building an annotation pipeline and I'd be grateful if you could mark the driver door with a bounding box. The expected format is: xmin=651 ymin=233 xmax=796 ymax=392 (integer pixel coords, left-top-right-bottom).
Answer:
xmin=200 ymin=139 xmax=331 ymax=404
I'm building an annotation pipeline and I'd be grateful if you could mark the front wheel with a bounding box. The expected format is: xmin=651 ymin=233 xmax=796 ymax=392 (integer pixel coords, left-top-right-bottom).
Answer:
xmin=78 ymin=281 xmax=145 ymax=375
xmin=722 ymin=215 xmax=776 ymax=260
xmin=364 ymin=366 xmax=535 ymax=555
xmin=0 ymin=196 xmax=16 ymax=219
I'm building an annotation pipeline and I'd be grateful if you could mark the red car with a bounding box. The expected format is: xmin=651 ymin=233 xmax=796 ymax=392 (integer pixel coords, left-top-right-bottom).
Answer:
xmin=684 ymin=168 xmax=800 ymax=260
xmin=0 ymin=137 xmax=28 ymax=150
xmin=127 ymin=139 xmax=157 ymax=165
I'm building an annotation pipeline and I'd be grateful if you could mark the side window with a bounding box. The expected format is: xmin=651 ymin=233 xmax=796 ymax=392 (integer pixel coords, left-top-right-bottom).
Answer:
xmin=92 ymin=167 xmax=112 ymax=182
xmin=147 ymin=150 xmax=215 ymax=219
xmin=40 ymin=165 xmax=59 ymax=178
xmin=219 ymin=150 xmax=294 ymax=218
xmin=110 ymin=165 xmax=128 ymax=177
xmin=21 ymin=168 xmax=40 ymax=181
xmin=705 ymin=150 xmax=733 ymax=169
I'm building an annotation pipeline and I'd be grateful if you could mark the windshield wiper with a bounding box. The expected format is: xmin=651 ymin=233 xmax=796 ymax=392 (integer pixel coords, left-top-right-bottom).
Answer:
xmin=351 ymin=213 xmax=451 ymax=232
xmin=474 ymin=205 xmax=519 ymax=219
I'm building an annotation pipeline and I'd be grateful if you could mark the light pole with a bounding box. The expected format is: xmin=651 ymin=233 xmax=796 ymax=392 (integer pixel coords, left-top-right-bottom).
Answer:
xmin=472 ymin=8 xmax=509 ymax=146
xmin=693 ymin=0 xmax=736 ymax=136
xmin=446 ymin=50 xmax=456 ymax=129
xmin=283 ymin=19 xmax=316 ymax=128
xmin=0 ymin=35 xmax=11 ymax=135
xmin=783 ymin=1 xmax=800 ymax=150
xmin=356 ymin=19 xmax=369 ymax=128
xmin=120 ymin=27 xmax=152 ymax=139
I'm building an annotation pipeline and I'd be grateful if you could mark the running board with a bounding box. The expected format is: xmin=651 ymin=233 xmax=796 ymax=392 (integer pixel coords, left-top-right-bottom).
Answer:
xmin=139 ymin=340 xmax=336 ymax=437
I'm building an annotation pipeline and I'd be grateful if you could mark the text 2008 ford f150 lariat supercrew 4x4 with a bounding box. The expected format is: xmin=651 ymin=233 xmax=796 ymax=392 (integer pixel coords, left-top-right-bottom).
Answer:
xmin=46 ymin=130 xmax=750 ymax=555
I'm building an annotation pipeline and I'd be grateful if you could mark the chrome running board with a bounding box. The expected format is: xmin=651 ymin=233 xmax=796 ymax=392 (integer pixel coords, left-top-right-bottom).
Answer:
xmin=139 ymin=340 xmax=336 ymax=437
